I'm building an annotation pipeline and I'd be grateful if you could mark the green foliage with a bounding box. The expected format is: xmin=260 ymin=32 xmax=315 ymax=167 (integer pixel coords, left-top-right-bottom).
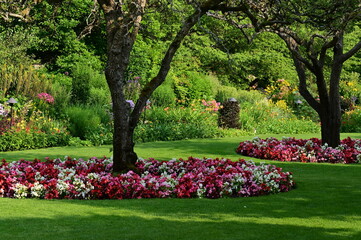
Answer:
xmin=65 ymin=106 xmax=102 ymax=139
xmin=68 ymin=137 xmax=93 ymax=147
xmin=341 ymin=107 xmax=361 ymax=133
xmin=0 ymin=64 xmax=52 ymax=99
xmin=340 ymin=72 xmax=361 ymax=107
xmin=0 ymin=26 xmax=38 ymax=66
xmin=50 ymin=77 xmax=72 ymax=118
xmin=88 ymin=87 xmax=111 ymax=106
xmin=215 ymin=86 xmax=239 ymax=103
xmin=70 ymin=62 xmax=108 ymax=105
xmin=84 ymin=124 xmax=113 ymax=146
xmin=151 ymin=83 xmax=176 ymax=107
xmin=0 ymin=125 xmax=70 ymax=152
xmin=134 ymin=106 xmax=222 ymax=142
xmin=173 ymin=71 xmax=216 ymax=104
xmin=70 ymin=64 xmax=91 ymax=104
xmin=239 ymin=100 xmax=320 ymax=134
xmin=216 ymin=86 xmax=266 ymax=105
xmin=29 ymin=0 xmax=102 ymax=72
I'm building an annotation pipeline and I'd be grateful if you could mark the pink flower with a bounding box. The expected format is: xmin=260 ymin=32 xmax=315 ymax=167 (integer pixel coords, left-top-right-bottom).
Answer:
xmin=37 ymin=93 xmax=54 ymax=104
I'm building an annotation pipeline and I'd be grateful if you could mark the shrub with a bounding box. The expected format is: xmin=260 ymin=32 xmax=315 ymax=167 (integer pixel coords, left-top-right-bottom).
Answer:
xmin=135 ymin=104 xmax=222 ymax=142
xmin=215 ymin=86 xmax=239 ymax=103
xmin=51 ymin=75 xmax=72 ymax=118
xmin=239 ymin=100 xmax=320 ymax=134
xmin=88 ymin=87 xmax=111 ymax=106
xmin=0 ymin=64 xmax=52 ymax=99
xmin=66 ymin=106 xmax=102 ymax=139
xmin=0 ymin=129 xmax=70 ymax=152
xmin=173 ymin=71 xmax=216 ymax=104
xmin=151 ymin=84 xmax=176 ymax=107
xmin=341 ymin=107 xmax=361 ymax=132
xmin=71 ymin=64 xmax=92 ymax=104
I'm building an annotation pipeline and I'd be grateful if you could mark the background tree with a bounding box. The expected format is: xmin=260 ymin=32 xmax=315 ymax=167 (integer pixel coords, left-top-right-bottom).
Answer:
xmin=221 ymin=0 xmax=361 ymax=147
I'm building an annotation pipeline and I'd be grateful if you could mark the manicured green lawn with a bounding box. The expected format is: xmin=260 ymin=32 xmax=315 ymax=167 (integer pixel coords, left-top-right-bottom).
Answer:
xmin=1 ymin=133 xmax=361 ymax=240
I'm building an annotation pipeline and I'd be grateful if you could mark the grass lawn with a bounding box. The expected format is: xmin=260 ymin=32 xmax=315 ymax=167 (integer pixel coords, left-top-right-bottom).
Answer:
xmin=1 ymin=133 xmax=361 ymax=240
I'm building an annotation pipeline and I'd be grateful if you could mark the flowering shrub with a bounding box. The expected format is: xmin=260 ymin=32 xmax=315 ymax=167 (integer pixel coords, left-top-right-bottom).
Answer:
xmin=0 ymin=157 xmax=294 ymax=199
xmin=236 ymin=137 xmax=361 ymax=164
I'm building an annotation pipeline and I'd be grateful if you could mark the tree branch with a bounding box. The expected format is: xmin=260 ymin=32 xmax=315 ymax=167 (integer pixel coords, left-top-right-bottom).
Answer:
xmin=340 ymin=40 xmax=361 ymax=63
xmin=130 ymin=0 xmax=224 ymax=127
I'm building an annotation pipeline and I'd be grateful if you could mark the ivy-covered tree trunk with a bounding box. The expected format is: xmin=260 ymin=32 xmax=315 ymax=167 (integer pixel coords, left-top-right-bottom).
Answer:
xmin=98 ymin=0 xmax=225 ymax=172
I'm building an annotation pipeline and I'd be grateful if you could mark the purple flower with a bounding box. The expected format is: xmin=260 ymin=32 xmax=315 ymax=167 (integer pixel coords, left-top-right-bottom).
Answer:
xmin=126 ymin=100 xmax=135 ymax=108
xmin=0 ymin=104 xmax=8 ymax=117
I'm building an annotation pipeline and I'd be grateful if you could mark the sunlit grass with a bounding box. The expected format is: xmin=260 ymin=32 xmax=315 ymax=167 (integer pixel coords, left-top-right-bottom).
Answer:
xmin=0 ymin=133 xmax=361 ymax=239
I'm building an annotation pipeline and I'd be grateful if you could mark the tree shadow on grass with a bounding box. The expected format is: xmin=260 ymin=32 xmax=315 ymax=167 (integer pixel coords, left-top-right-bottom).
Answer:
xmin=1 ymin=212 xmax=360 ymax=240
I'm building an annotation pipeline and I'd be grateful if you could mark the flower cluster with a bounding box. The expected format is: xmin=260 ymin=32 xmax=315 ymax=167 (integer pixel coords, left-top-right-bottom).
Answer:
xmin=0 ymin=157 xmax=294 ymax=199
xmin=201 ymin=99 xmax=222 ymax=112
xmin=0 ymin=104 xmax=8 ymax=117
xmin=37 ymin=93 xmax=54 ymax=104
xmin=236 ymin=137 xmax=361 ymax=164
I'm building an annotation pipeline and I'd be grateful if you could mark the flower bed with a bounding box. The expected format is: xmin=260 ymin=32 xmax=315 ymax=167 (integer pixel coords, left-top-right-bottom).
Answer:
xmin=236 ymin=137 xmax=361 ymax=164
xmin=0 ymin=157 xmax=294 ymax=199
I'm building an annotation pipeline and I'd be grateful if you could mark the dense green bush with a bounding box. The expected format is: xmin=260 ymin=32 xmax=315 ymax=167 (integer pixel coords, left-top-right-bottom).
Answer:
xmin=70 ymin=63 xmax=109 ymax=106
xmin=216 ymin=86 xmax=266 ymax=104
xmin=151 ymin=84 xmax=176 ymax=107
xmin=341 ymin=107 xmax=361 ymax=132
xmin=0 ymin=130 xmax=70 ymax=152
xmin=88 ymin=87 xmax=111 ymax=106
xmin=134 ymin=106 xmax=222 ymax=142
xmin=215 ymin=86 xmax=239 ymax=103
xmin=173 ymin=71 xmax=216 ymax=104
xmin=66 ymin=106 xmax=102 ymax=139
xmin=239 ymin=100 xmax=320 ymax=134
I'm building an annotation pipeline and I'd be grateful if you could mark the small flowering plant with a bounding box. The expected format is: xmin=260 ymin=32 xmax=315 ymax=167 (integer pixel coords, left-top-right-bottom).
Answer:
xmin=236 ymin=137 xmax=361 ymax=164
xmin=37 ymin=93 xmax=54 ymax=104
xmin=0 ymin=104 xmax=8 ymax=117
xmin=201 ymin=99 xmax=222 ymax=112
xmin=0 ymin=157 xmax=294 ymax=200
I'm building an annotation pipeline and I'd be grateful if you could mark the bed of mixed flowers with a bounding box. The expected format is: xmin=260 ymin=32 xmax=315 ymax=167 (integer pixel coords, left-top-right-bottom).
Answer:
xmin=0 ymin=157 xmax=294 ymax=200
xmin=236 ymin=137 xmax=361 ymax=164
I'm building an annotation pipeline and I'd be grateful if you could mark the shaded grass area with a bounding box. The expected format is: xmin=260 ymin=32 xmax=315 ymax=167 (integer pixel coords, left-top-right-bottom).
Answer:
xmin=0 ymin=133 xmax=361 ymax=239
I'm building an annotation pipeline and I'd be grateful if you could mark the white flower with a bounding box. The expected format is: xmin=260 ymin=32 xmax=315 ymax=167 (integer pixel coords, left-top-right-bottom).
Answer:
xmin=30 ymin=182 xmax=45 ymax=198
xmin=13 ymin=183 xmax=28 ymax=199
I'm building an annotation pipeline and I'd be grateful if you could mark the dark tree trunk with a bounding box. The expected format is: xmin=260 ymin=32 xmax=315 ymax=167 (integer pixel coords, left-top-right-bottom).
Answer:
xmin=97 ymin=0 xmax=224 ymax=173
xmin=281 ymin=33 xmax=346 ymax=148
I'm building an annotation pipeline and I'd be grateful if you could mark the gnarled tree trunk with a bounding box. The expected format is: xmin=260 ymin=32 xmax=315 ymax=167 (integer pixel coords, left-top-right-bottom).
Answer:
xmin=98 ymin=0 xmax=225 ymax=172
